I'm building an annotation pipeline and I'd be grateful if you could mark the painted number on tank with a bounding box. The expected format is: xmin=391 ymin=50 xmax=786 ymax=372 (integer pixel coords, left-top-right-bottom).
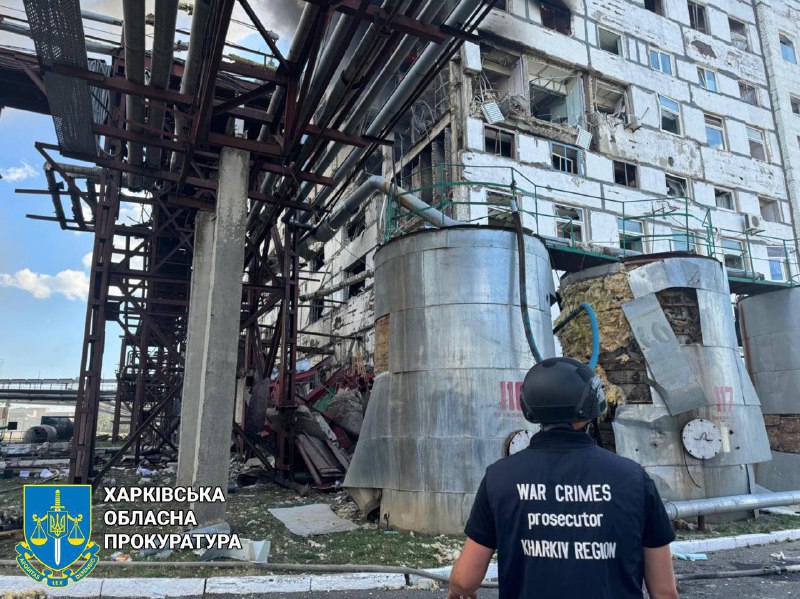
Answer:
xmin=499 ymin=381 xmax=524 ymax=413
xmin=713 ymin=386 xmax=734 ymax=413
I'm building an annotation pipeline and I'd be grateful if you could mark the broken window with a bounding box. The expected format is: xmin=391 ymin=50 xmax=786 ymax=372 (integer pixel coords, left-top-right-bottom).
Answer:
xmin=494 ymin=0 xmax=508 ymax=9
xmin=721 ymin=238 xmax=745 ymax=270
xmin=687 ymin=2 xmax=707 ymax=34
xmin=486 ymin=191 xmax=514 ymax=227
xmin=767 ymin=246 xmax=787 ymax=281
xmin=747 ymin=126 xmax=767 ymax=161
xmin=554 ymin=204 xmax=584 ymax=243
xmin=759 ymin=196 xmax=782 ymax=223
xmin=484 ymin=126 xmax=515 ymax=158
xmin=644 ymin=0 xmax=664 ymax=16
xmin=649 ymin=48 xmax=672 ymax=75
xmin=665 ymin=174 xmax=690 ymax=199
xmin=781 ymin=34 xmax=797 ymax=64
xmin=344 ymin=259 xmax=367 ymax=299
xmin=697 ymin=67 xmax=717 ymax=92
xmin=310 ymin=298 xmax=325 ymax=323
xmin=539 ymin=1 xmax=571 ymax=35
xmin=346 ymin=210 xmax=367 ymax=241
xmin=310 ymin=251 xmax=325 ymax=272
xmin=598 ymin=28 xmax=623 ymax=56
xmin=670 ymin=228 xmax=693 ymax=252
xmin=729 ymin=18 xmax=749 ymax=51
xmin=618 ymin=218 xmax=645 ymax=253
xmin=739 ymin=81 xmax=758 ymax=106
xmin=659 ymin=95 xmax=681 ymax=135
xmin=613 ymin=160 xmax=638 ymax=187
xmin=704 ymin=114 xmax=726 ymax=150
xmin=714 ymin=187 xmax=735 ymax=211
xmin=593 ymin=80 xmax=629 ymax=120
xmin=551 ymin=142 xmax=581 ymax=174
xmin=791 ymin=95 xmax=800 ymax=115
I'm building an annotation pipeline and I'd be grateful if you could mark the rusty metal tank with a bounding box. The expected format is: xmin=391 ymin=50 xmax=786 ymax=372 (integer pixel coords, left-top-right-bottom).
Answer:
xmin=557 ymin=256 xmax=771 ymax=510
xmin=739 ymin=287 xmax=800 ymax=491
xmin=344 ymin=227 xmax=555 ymax=534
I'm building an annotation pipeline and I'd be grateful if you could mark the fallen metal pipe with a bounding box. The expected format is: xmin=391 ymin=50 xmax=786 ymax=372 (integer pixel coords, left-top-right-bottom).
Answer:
xmin=122 ymin=0 xmax=146 ymax=190
xmin=664 ymin=490 xmax=800 ymax=520
xmin=297 ymin=175 xmax=460 ymax=259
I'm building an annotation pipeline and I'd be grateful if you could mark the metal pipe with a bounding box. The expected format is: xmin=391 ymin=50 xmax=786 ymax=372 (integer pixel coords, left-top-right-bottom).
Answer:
xmin=145 ymin=0 xmax=179 ymax=179
xmin=306 ymin=0 xmax=483 ymax=211
xmin=170 ymin=0 xmax=212 ymax=172
xmin=122 ymin=0 xmax=146 ymax=190
xmin=297 ymin=175 xmax=460 ymax=259
xmin=663 ymin=490 xmax=800 ymax=519
xmin=81 ymin=9 xmax=123 ymax=27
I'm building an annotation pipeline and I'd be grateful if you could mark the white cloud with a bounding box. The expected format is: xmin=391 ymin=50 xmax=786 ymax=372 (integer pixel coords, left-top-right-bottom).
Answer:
xmin=0 ymin=161 xmax=38 ymax=183
xmin=82 ymin=252 xmax=93 ymax=269
xmin=0 ymin=268 xmax=89 ymax=300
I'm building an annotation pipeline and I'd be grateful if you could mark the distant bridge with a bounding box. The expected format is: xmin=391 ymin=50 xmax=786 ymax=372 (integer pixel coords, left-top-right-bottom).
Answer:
xmin=0 ymin=379 xmax=116 ymax=402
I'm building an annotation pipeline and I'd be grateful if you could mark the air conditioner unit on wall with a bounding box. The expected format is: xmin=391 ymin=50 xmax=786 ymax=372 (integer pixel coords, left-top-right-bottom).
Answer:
xmin=744 ymin=213 xmax=764 ymax=233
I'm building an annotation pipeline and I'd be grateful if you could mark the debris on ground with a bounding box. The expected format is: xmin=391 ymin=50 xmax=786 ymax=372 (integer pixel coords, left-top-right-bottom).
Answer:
xmin=269 ymin=503 xmax=360 ymax=536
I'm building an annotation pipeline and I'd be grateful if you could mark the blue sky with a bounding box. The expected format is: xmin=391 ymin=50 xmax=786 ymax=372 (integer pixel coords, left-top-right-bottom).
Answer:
xmin=0 ymin=1 xmax=296 ymax=379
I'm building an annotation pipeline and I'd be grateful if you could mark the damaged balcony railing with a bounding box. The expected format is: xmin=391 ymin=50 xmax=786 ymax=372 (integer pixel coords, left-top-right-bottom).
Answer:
xmin=384 ymin=163 xmax=798 ymax=286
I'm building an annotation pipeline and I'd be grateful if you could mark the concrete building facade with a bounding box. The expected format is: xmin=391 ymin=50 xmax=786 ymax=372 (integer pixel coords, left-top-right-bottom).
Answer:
xmin=293 ymin=0 xmax=800 ymax=363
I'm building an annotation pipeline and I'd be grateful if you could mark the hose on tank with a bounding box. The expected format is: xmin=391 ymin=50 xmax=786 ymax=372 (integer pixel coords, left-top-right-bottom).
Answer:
xmin=511 ymin=200 xmax=543 ymax=363
xmin=552 ymin=302 xmax=601 ymax=369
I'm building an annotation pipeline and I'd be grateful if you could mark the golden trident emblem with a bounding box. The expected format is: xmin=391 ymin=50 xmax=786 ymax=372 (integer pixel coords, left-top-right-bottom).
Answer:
xmin=30 ymin=490 xmax=85 ymax=567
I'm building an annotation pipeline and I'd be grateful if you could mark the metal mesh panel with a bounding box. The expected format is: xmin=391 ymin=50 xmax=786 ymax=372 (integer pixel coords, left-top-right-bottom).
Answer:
xmin=23 ymin=0 xmax=97 ymax=156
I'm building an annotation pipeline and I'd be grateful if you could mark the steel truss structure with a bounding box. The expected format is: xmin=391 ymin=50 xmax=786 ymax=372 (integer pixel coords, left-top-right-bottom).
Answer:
xmin=0 ymin=0 xmax=498 ymax=486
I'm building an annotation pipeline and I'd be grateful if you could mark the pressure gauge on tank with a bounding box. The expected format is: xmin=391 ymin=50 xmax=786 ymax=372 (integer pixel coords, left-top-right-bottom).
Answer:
xmin=505 ymin=430 xmax=535 ymax=456
xmin=681 ymin=418 xmax=722 ymax=460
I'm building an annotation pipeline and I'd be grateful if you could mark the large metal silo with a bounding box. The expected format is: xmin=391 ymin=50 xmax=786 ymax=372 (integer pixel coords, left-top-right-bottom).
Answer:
xmin=557 ymin=256 xmax=771 ymax=511
xmin=344 ymin=227 xmax=555 ymax=534
xmin=739 ymin=287 xmax=800 ymax=491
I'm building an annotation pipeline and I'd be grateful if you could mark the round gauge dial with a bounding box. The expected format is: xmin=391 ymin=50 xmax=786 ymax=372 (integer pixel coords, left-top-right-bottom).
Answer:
xmin=681 ymin=418 xmax=722 ymax=460
xmin=505 ymin=430 xmax=535 ymax=456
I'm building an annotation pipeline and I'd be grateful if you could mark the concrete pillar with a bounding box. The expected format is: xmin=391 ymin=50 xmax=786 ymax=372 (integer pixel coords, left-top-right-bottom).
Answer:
xmin=177 ymin=147 xmax=250 ymax=524
xmin=176 ymin=211 xmax=215 ymax=486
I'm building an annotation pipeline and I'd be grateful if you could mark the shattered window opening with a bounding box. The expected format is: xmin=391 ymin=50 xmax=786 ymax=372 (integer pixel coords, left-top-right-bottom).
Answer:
xmin=344 ymin=259 xmax=367 ymax=299
xmin=649 ymin=48 xmax=673 ymax=75
xmin=688 ymin=2 xmax=707 ymax=34
xmin=659 ymin=95 xmax=681 ymax=135
xmin=739 ymin=81 xmax=758 ymax=106
xmin=665 ymin=174 xmax=690 ymax=199
xmin=593 ymin=80 xmax=629 ymax=119
xmin=540 ymin=1 xmax=571 ymax=35
xmin=704 ymin=114 xmax=726 ymax=150
xmin=613 ymin=160 xmax=638 ymax=188
xmin=644 ymin=0 xmax=664 ymax=16
xmin=310 ymin=298 xmax=325 ymax=323
xmin=714 ymin=187 xmax=735 ymax=211
xmin=759 ymin=196 xmax=782 ymax=223
xmin=484 ymin=126 xmax=515 ymax=158
xmin=551 ymin=142 xmax=582 ymax=175
xmin=598 ymin=28 xmax=623 ymax=56
xmin=554 ymin=204 xmax=585 ymax=242
xmin=721 ymin=238 xmax=745 ymax=271
xmin=486 ymin=191 xmax=514 ymax=227
xmin=311 ymin=251 xmax=325 ymax=273
xmin=697 ymin=67 xmax=717 ymax=92
xmin=781 ymin=34 xmax=797 ymax=64
xmin=747 ymin=126 xmax=767 ymax=161
xmin=729 ymin=18 xmax=750 ymax=51
xmin=346 ymin=210 xmax=367 ymax=241
xmin=790 ymin=95 xmax=800 ymax=115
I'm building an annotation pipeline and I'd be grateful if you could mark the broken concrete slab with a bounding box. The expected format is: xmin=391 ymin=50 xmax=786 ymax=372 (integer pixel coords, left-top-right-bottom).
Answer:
xmin=268 ymin=503 xmax=359 ymax=536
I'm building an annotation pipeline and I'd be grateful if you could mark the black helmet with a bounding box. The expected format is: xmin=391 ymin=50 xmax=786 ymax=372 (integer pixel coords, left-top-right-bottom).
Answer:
xmin=520 ymin=357 xmax=607 ymax=424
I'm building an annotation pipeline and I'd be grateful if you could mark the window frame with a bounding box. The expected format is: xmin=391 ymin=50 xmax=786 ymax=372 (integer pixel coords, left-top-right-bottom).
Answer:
xmin=738 ymin=81 xmax=758 ymax=106
xmin=618 ymin=217 xmax=646 ymax=253
xmin=697 ymin=66 xmax=718 ymax=92
xmin=486 ymin=190 xmax=515 ymax=227
xmin=540 ymin=1 xmax=572 ymax=35
xmin=746 ymin=126 xmax=767 ymax=161
xmin=310 ymin=298 xmax=325 ymax=323
xmin=721 ymin=238 xmax=746 ymax=271
xmin=659 ymin=95 xmax=682 ymax=135
xmin=670 ymin=228 xmax=695 ymax=252
xmin=767 ymin=246 xmax=788 ymax=281
xmin=714 ymin=187 xmax=736 ymax=211
xmin=613 ymin=160 xmax=638 ymax=188
xmin=791 ymin=95 xmax=800 ymax=115
xmin=781 ymin=34 xmax=798 ymax=64
xmin=665 ymin=174 xmax=691 ymax=199
xmin=704 ymin=113 xmax=726 ymax=150
xmin=598 ymin=27 xmax=624 ymax=56
xmin=554 ymin=204 xmax=586 ymax=244
xmin=550 ymin=141 xmax=583 ymax=175
xmin=484 ymin=125 xmax=516 ymax=158
xmin=728 ymin=17 xmax=750 ymax=52
xmin=644 ymin=0 xmax=664 ymax=16
xmin=687 ymin=1 xmax=708 ymax=35
xmin=649 ymin=47 xmax=673 ymax=75
xmin=758 ymin=196 xmax=783 ymax=223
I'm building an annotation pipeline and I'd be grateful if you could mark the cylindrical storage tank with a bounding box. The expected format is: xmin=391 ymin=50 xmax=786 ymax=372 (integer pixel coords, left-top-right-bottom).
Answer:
xmin=557 ymin=256 xmax=771 ymax=515
xmin=345 ymin=227 xmax=555 ymax=534
xmin=739 ymin=287 xmax=800 ymax=491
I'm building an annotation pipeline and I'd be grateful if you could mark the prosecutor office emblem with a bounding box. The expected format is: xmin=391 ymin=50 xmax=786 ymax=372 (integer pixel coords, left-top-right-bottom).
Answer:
xmin=15 ymin=485 xmax=99 ymax=587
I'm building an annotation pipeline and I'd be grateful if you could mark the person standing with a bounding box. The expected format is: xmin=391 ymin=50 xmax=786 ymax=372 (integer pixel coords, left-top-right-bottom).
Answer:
xmin=448 ymin=357 xmax=678 ymax=599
